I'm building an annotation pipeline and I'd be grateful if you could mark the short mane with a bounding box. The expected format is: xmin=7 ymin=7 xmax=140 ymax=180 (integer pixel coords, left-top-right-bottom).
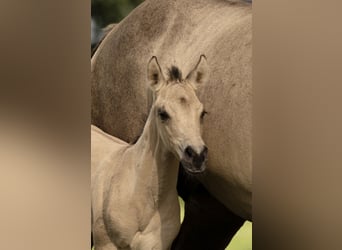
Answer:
xmin=168 ymin=66 xmax=183 ymax=82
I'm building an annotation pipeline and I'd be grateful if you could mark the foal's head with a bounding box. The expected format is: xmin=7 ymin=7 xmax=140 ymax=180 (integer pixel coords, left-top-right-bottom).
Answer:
xmin=147 ymin=55 xmax=209 ymax=174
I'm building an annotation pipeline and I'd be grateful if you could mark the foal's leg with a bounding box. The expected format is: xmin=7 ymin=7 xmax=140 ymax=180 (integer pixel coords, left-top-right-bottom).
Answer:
xmin=92 ymin=240 xmax=118 ymax=250
xmin=171 ymin=165 xmax=245 ymax=250
xmin=131 ymin=231 xmax=161 ymax=250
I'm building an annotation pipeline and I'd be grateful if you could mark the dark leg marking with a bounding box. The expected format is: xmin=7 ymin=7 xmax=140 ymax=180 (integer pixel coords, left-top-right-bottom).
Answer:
xmin=172 ymin=165 xmax=245 ymax=250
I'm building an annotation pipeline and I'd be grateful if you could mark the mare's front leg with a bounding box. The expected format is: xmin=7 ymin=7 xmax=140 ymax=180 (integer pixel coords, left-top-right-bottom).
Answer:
xmin=171 ymin=165 xmax=245 ymax=250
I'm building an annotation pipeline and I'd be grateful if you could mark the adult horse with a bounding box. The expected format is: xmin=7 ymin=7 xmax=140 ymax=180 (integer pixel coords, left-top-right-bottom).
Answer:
xmin=91 ymin=0 xmax=252 ymax=248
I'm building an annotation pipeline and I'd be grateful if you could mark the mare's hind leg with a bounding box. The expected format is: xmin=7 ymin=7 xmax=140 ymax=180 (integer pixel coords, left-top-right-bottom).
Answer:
xmin=171 ymin=165 xmax=245 ymax=250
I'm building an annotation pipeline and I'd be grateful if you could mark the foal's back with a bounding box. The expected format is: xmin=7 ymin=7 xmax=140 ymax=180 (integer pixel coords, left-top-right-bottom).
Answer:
xmin=91 ymin=125 xmax=127 ymax=173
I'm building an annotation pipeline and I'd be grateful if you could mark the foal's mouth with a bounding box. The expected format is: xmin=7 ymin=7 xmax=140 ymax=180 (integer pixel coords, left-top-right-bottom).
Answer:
xmin=180 ymin=160 xmax=207 ymax=175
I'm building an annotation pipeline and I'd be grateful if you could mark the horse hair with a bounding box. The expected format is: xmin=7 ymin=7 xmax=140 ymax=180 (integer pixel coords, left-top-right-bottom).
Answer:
xmin=168 ymin=66 xmax=183 ymax=82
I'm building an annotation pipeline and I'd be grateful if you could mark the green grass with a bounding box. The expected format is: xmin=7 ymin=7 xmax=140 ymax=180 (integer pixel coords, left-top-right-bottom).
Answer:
xmin=179 ymin=198 xmax=252 ymax=250
xmin=226 ymin=221 xmax=252 ymax=250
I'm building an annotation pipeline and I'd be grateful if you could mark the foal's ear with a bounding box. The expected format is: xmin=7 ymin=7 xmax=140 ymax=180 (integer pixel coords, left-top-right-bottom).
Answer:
xmin=147 ymin=56 xmax=165 ymax=91
xmin=186 ymin=55 xmax=209 ymax=85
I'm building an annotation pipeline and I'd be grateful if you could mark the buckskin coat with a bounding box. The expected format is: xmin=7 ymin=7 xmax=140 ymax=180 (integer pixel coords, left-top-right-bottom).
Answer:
xmin=91 ymin=0 xmax=251 ymax=248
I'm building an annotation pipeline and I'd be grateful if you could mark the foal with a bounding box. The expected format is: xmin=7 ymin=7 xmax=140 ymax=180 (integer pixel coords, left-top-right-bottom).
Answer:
xmin=91 ymin=55 xmax=209 ymax=250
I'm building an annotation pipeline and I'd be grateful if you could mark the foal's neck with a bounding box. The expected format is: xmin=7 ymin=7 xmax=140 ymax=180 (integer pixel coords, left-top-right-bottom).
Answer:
xmin=133 ymin=112 xmax=179 ymax=205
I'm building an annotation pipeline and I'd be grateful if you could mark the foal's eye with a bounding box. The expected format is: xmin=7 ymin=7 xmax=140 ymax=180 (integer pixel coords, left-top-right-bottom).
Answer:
xmin=158 ymin=109 xmax=170 ymax=122
xmin=200 ymin=110 xmax=208 ymax=120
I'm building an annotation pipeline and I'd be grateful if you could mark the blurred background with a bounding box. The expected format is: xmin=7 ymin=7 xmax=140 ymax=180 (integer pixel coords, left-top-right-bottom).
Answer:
xmin=91 ymin=0 xmax=252 ymax=249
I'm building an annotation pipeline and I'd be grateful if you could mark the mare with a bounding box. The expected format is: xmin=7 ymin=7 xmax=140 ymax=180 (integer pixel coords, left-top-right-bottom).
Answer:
xmin=91 ymin=56 xmax=209 ymax=250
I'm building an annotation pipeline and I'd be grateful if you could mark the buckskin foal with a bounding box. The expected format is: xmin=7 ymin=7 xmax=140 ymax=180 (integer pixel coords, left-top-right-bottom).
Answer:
xmin=91 ymin=55 xmax=209 ymax=250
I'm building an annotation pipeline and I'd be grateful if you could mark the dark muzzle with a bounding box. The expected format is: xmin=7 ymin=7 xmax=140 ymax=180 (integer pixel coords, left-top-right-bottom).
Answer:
xmin=181 ymin=145 xmax=208 ymax=174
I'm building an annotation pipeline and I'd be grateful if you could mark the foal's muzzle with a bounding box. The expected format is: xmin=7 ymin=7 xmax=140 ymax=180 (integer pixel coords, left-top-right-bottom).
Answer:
xmin=180 ymin=145 xmax=208 ymax=174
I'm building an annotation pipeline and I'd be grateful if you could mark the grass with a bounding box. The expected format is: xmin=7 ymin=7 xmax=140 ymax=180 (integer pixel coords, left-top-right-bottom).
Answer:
xmin=226 ymin=221 xmax=252 ymax=250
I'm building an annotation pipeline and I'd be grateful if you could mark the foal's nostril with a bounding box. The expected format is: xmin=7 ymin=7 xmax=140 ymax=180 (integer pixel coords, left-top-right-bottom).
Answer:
xmin=200 ymin=146 xmax=208 ymax=159
xmin=185 ymin=146 xmax=195 ymax=158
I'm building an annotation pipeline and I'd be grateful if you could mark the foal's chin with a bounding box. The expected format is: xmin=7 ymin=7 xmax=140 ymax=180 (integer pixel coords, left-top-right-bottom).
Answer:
xmin=180 ymin=160 xmax=206 ymax=175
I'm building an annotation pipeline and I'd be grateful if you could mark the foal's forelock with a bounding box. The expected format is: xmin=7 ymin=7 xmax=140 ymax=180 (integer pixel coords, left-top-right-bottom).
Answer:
xmin=167 ymin=66 xmax=183 ymax=82
xmin=147 ymin=66 xmax=192 ymax=110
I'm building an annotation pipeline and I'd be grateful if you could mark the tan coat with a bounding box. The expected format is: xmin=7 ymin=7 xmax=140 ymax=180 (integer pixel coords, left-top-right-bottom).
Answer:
xmin=91 ymin=125 xmax=180 ymax=250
